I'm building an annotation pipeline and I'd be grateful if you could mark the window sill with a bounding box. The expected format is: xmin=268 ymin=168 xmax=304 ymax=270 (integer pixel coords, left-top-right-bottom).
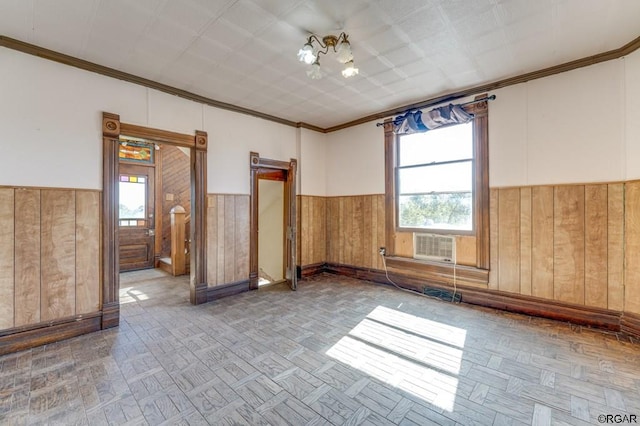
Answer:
xmin=384 ymin=255 xmax=489 ymax=288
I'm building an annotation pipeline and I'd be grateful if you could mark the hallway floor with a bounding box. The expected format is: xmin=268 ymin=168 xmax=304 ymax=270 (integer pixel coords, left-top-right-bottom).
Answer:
xmin=1 ymin=272 xmax=639 ymax=425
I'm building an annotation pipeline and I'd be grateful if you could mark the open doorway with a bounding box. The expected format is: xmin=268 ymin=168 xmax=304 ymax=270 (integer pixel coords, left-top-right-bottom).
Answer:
xmin=117 ymin=139 xmax=191 ymax=300
xmin=258 ymin=174 xmax=285 ymax=286
xmin=249 ymin=152 xmax=297 ymax=291
xmin=101 ymin=113 xmax=208 ymax=330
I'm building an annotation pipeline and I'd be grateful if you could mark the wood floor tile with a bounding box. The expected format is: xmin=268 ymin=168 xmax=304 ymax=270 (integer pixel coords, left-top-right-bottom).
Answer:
xmin=0 ymin=271 xmax=638 ymax=425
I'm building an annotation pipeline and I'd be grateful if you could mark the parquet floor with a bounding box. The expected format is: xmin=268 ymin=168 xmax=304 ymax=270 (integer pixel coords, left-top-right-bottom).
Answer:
xmin=1 ymin=271 xmax=639 ymax=425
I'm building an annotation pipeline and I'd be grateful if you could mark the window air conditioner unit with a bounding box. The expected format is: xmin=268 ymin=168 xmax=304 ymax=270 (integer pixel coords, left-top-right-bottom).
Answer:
xmin=413 ymin=233 xmax=456 ymax=263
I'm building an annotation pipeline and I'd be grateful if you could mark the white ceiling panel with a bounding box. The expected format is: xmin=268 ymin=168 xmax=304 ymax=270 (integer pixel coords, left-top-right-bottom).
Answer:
xmin=0 ymin=0 xmax=638 ymax=129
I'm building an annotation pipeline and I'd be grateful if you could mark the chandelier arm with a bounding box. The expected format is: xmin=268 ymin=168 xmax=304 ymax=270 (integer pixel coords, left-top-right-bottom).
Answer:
xmin=315 ymin=45 xmax=330 ymax=58
xmin=307 ymin=34 xmax=327 ymax=49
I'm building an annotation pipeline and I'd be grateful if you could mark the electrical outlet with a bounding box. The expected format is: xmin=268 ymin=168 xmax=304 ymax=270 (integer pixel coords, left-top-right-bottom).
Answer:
xmin=379 ymin=247 xmax=386 ymax=256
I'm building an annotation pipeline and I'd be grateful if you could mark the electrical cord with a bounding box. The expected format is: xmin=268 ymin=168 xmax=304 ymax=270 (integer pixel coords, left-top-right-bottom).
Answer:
xmin=379 ymin=252 xmax=445 ymax=303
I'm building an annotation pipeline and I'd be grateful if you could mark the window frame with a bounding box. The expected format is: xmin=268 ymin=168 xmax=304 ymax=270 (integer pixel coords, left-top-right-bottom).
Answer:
xmin=395 ymin=121 xmax=475 ymax=235
xmin=384 ymin=94 xmax=490 ymax=269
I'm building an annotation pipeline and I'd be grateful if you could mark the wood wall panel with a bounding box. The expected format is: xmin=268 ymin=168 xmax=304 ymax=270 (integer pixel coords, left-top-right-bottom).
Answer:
xmin=298 ymin=196 xmax=326 ymax=266
xmin=224 ymin=195 xmax=236 ymax=283
xmin=41 ymin=190 xmax=76 ymax=321
xmin=376 ymin=196 xmax=385 ymax=270
xmin=75 ymin=191 xmax=101 ymax=315
xmin=14 ymin=189 xmax=40 ymax=326
xmin=352 ymin=197 xmax=364 ymax=267
xmin=584 ymin=185 xmax=608 ymax=308
xmin=607 ymin=184 xmax=624 ymax=311
xmin=531 ymin=186 xmax=554 ymax=299
xmin=324 ymin=195 xmax=385 ymax=270
xmin=0 ymin=189 xmax=15 ymax=329
xmin=497 ymin=188 xmax=521 ymax=293
xmin=488 ymin=188 xmax=499 ymax=289
xmin=395 ymin=232 xmax=413 ymax=258
xmin=488 ymin=183 xmax=627 ymax=312
xmin=234 ymin=196 xmax=250 ymax=280
xmin=455 ymin=236 xmax=476 ymax=267
xmin=206 ymin=194 xmax=250 ymax=287
xmin=553 ymin=186 xmax=585 ymax=305
xmin=519 ymin=188 xmax=532 ymax=296
xmin=326 ymin=197 xmax=339 ymax=265
xmin=206 ymin=195 xmax=218 ymax=286
xmin=625 ymin=182 xmax=640 ymax=314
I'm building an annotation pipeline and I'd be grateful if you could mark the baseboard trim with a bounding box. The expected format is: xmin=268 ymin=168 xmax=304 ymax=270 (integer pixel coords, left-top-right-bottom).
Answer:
xmin=207 ymin=279 xmax=251 ymax=301
xmin=324 ymin=262 xmax=623 ymax=333
xmin=300 ymin=263 xmax=326 ymax=277
xmin=621 ymin=312 xmax=640 ymax=340
xmin=192 ymin=282 xmax=208 ymax=305
xmin=101 ymin=302 xmax=120 ymax=329
xmin=0 ymin=313 xmax=102 ymax=355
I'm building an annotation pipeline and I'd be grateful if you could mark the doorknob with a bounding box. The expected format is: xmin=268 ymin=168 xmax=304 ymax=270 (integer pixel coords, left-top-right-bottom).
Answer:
xmin=147 ymin=229 xmax=156 ymax=236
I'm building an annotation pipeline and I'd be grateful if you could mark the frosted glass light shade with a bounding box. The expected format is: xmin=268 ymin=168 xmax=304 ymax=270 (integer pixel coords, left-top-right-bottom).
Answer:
xmin=297 ymin=43 xmax=316 ymax=64
xmin=336 ymin=41 xmax=353 ymax=64
xmin=341 ymin=60 xmax=359 ymax=78
xmin=307 ymin=62 xmax=322 ymax=79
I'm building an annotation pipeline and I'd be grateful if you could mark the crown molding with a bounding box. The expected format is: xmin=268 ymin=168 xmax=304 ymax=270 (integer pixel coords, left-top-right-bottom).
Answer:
xmin=324 ymin=35 xmax=640 ymax=133
xmin=2 ymin=34 xmax=639 ymax=134
xmin=0 ymin=35 xmax=299 ymax=129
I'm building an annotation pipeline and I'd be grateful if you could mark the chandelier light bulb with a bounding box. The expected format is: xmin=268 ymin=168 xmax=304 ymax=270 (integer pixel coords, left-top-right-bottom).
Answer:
xmin=297 ymin=43 xmax=316 ymax=64
xmin=341 ymin=60 xmax=359 ymax=78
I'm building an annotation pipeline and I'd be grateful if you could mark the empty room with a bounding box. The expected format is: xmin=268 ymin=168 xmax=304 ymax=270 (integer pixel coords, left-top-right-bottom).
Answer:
xmin=1 ymin=1 xmax=639 ymax=424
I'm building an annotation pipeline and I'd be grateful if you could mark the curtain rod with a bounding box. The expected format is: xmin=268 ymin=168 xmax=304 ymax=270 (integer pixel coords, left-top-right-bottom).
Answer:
xmin=375 ymin=94 xmax=496 ymax=127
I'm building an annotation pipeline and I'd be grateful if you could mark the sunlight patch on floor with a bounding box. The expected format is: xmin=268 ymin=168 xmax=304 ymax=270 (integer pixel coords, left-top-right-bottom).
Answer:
xmin=119 ymin=286 xmax=149 ymax=304
xmin=326 ymin=305 xmax=467 ymax=412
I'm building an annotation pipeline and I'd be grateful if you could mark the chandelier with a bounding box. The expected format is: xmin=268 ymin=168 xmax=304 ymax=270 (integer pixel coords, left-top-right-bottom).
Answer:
xmin=297 ymin=32 xmax=359 ymax=80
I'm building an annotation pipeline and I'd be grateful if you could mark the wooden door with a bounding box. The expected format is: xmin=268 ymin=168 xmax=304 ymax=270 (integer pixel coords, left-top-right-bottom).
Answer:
xmin=119 ymin=163 xmax=155 ymax=271
xmin=285 ymin=162 xmax=297 ymax=290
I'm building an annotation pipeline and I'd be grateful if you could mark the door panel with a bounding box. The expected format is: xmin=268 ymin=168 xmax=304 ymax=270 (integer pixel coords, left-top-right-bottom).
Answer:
xmin=119 ymin=163 xmax=155 ymax=271
xmin=285 ymin=161 xmax=297 ymax=290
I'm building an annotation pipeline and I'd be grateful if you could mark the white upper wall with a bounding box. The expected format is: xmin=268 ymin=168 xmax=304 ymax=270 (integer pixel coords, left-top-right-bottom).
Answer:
xmin=490 ymin=58 xmax=627 ymax=187
xmin=299 ymin=128 xmax=327 ymax=196
xmin=625 ymin=48 xmax=640 ymax=180
xmin=0 ymin=47 xmax=299 ymax=193
xmin=325 ymin=121 xmax=385 ymax=196
xmin=0 ymin=47 xmax=146 ymax=189
xmin=204 ymin=106 xmax=297 ymax=194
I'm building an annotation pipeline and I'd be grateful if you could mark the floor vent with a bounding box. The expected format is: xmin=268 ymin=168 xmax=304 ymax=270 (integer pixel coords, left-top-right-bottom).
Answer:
xmin=414 ymin=233 xmax=456 ymax=263
xmin=423 ymin=287 xmax=461 ymax=303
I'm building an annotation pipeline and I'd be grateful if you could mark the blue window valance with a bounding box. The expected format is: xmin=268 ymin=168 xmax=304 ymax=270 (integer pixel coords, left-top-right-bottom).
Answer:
xmin=392 ymin=103 xmax=473 ymax=134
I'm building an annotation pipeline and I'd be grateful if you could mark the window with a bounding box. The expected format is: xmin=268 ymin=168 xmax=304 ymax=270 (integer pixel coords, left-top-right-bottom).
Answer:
xmin=119 ymin=174 xmax=147 ymax=227
xmin=397 ymin=122 xmax=473 ymax=231
xmin=384 ymin=95 xmax=490 ymax=269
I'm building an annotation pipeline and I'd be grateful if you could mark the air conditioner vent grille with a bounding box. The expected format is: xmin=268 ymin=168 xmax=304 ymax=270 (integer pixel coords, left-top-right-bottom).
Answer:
xmin=413 ymin=233 xmax=456 ymax=263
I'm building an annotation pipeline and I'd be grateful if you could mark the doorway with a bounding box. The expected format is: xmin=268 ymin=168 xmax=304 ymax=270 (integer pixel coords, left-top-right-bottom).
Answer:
xmin=102 ymin=112 xmax=208 ymax=330
xmin=258 ymin=174 xmax=285 ymax=286
xmin=249 ymin=152 xmax=297 ymax=291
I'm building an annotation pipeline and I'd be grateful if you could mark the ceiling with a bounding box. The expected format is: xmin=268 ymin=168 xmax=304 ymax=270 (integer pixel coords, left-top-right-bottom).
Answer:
xmin=1 ymin=0 xmax=639 ymax=129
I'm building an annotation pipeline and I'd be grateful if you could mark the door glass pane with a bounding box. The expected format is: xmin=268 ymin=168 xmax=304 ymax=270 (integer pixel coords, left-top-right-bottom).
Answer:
xmin=119 ymin=176 xmax=146 ymax=220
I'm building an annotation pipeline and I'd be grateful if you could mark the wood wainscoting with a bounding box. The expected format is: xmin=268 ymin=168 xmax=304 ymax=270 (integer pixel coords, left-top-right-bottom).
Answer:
xmin=295 ymin=182 xmax=640 ymax=340
xmin=325 ymin=195 xmax=386 ymax=271
xmin=0 ymin=187 xmax=102 ymax=355
xmin=206 ymin=194 xmax=250 ymax=299
xmin=297 ymin=196 xmax=326 ymax=268
xmin=489 ymin=184 xmax=625 ymax=311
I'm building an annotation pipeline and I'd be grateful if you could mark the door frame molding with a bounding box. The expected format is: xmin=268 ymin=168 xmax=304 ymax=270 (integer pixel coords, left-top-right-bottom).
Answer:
xmin=102 ymin=112 xmax=208 ymax=329
xmin=249 ymin=151 xmax=297 ymax=290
